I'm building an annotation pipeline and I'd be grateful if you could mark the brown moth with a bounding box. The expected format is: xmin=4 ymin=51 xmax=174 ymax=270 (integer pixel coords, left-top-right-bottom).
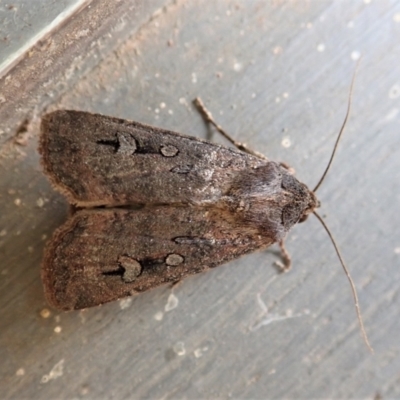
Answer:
xmin=39 ymin=91 xmax=372 ymax=350
xmin=40 ymin=108 xmax=317 ymax=309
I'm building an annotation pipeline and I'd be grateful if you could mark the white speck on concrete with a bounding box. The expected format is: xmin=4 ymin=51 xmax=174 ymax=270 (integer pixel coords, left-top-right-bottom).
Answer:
xmin=173 ymin=341 xmax=186 ymax=356
xmin=381 ymin=108 xmax=398 ymax=122
xmin=119 ymin=297 xmax=132 ymax=309
xmin=194 ymin=346 xmax=209 ymax=358
xmin=351 ymin=51 xmax=361 ymax=60
xmin=41 ymin=359 xmax=64 ymax=383
xmin=154 ymin=311 xmax=163 ymax=321
xmin=317 ymin=43 xmax=325 ymax=52
xmin=281 ymin=137 xmax=291 ymax=148
xmin=165 ymin=293 xmax=179 ymax=312
xmin=233 ymin=61 xmax=242 ymax=72
xmin=249 ymin=294 xmax=305 ymax=331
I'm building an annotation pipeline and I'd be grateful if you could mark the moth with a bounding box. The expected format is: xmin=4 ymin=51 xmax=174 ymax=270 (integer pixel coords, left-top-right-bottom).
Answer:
xmin=39 ymin=85 xmax=372 ymax=350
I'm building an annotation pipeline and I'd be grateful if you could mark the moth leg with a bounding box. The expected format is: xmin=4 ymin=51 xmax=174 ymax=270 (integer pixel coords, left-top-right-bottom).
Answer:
xmin=279 ymin=162 xmax=296 ymax=175
xmin=193 ymin=97 xmax=267 ymax=160
xmin=274 ymin=240 xmax=292 ymax=272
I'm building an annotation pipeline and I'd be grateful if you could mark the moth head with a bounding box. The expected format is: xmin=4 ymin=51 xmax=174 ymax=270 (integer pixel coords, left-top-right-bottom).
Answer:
xmin=298 ymin=189 xmax=319 ymax=223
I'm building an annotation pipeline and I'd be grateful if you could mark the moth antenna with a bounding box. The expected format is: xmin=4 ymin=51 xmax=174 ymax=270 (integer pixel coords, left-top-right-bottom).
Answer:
xmin=313 ymin=61 xmax=360 ymax=193
xmin=313 ymin=211 xmax=373 ymax=353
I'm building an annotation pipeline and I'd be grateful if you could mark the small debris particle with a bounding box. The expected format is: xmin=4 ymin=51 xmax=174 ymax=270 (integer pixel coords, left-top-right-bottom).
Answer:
xmin=233 ymin=61 xmax=242 ymax=72
xmin=0 ymin=229 xmax=7 ymax=237
xmin=394 ymin=247 xmax=400 ymax=254
xmin=165 ymin=293 xmax=179 ymax=312
xmin=317 ymin=43 xmax=325 ymax=52
xmin=160 ymin=102 xmax=166 ymax=109
xmin=154 ymin=311 xmax=163 ymax=321
xmin=54 ymin=326 xmax=62 ymax=333
xmin=351 ymin=51 xmax=361 ymax=60
xmin=40 ymin=309 xmax=51 ymax=318
xmin=119 ymin=298 xmax=132 ymax=310
xmin=194 ymin=346 xmax=209 ymax=358
xmin=14 ymin=198 xmax=21 ymax=206
xmin=191 ymin=73 xmax=197 ymax=83
xmin=173 ymin=341 xmax=186 ymax=356
xmin=41 ymin=359 xmax=64 ymax=383
xmin=16 ymin=368 xmax=25 ymax=376
xmin=394 ymin=13 xmax=400 ymax=23
xmin=36 ymin=197 xmax=45 ymax=207
xmin=281 ymin=137 xmax=291 ymax=148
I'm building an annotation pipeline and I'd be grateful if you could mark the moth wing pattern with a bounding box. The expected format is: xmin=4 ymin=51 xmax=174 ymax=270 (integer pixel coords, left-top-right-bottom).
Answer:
xmin=40 ymin=110 xmax=267 ymax=207
xmin=42 ymin=206 xmax=272 ymax=310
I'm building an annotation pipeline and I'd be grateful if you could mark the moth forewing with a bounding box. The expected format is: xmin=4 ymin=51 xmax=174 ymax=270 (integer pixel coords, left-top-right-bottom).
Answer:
xmin=42 ymin=207 xmax=275 ymax=310
xmin=40 ymin=110 xmax=267 ymax=207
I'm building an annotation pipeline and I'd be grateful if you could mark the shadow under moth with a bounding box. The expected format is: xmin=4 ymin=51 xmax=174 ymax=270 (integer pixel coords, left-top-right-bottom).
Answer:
xmin=39 ymin=90 xmax=372 ymax=351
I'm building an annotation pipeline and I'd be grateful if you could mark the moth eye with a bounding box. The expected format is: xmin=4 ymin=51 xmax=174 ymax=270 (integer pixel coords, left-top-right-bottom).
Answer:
xmin=281 ymin=203 xmax=302 ymax=229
